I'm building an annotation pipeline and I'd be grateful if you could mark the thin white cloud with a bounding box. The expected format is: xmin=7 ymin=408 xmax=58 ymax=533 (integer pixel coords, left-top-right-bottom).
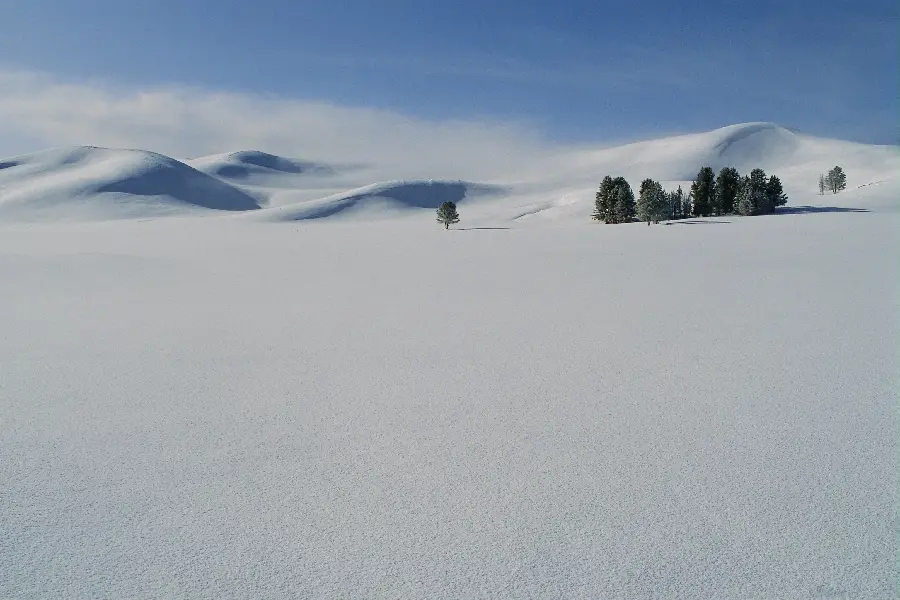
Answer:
xmin=0 ymin=68 xmax=558 ymax=181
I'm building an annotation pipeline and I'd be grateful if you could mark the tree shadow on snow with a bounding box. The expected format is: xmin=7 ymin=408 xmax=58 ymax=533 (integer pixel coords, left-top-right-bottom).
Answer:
xmin=775 ymin=206 xmax=868 ymax=215
xmin=670 ymin=220 xmax=731 ymax=225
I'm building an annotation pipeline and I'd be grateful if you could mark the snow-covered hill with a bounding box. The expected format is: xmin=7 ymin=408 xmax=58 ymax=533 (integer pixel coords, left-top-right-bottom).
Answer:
xmin=0 ymin=123 xmax=895 ymax=222
xmin=188 ymin=150 xmax=336 ymax=182
xmin=0 ymin=146 xmax=261 ymax=220
xmin=510 ymin=122 xmax=899 ymax=221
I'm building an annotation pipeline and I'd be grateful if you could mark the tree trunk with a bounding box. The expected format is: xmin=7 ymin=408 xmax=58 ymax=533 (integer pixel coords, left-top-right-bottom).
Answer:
xmin=445 ymin=222 xmax=449 ymax=229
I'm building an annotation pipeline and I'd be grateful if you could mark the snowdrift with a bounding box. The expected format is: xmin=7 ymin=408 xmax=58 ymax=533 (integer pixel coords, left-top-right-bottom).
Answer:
xmin=0 ymin=146 xmax=261 ymax=220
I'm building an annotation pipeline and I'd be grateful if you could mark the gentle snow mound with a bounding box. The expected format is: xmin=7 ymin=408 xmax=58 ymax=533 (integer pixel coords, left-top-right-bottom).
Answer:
xmin=258 ymin=180 xmax=508 ymax=221
xmin=188 ymin=150 xmax=337 ymax=181
xmin=0 ymin=146 xmax=261 ymax=221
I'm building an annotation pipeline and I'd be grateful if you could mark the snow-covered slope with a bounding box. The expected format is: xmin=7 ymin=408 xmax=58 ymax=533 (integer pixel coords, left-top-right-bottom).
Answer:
xmin=0 ymin=146 xmax=261 ymax=220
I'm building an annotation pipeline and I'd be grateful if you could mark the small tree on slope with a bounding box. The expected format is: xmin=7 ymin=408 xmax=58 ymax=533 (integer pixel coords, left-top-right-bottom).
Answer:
xmin=826 ymin=166 xmax=847 ymax=194
xmin=818 ymin=173 xmax=826 ymax=195
xmin=436 ymin=201 xmax=460 ymax=229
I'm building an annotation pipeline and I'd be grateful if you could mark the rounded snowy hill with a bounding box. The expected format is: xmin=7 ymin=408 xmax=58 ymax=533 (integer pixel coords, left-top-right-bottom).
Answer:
xmin=511 ymin=122 xmax=899 ymax=221
xmin=0 ymin=146 xmax=261 ymax=221
xmin=188 ymin=150 xmax=337 ymax=183
xmin=554 ymin=122 xmax=896 ymax=182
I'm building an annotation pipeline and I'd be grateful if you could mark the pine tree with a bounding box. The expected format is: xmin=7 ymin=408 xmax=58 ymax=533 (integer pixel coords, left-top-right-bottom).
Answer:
xmin=735 ymin=176 xmax=752 ymax=215
xmin=637 ymin=178 xmax=657 ymax=225
xmin=612 ymin=178 xmax=636 ymax=224
xmin=818 ymin=173 xmax=826 ymax=195
xmin=750 ymin=168 xmax=773 ymax=214
xmin=593 ymin=176 xmax=616 ymax=222
xmin=690 ymin=167 xmax=716 ymax=216
xmin=715 ymin=167 xmax=741 ymax=214
xmin=734 ymin=171 xmax=771 ymax=216
xmin=766 ymin=175 xmax=788 ymax=210
xmin=436 ymin=201 xmax=460 ymax=229
xmin=682 ymin=191 xmax=692 ymax=220
xmin=593 ymin=176 xmax=634 ymax=223
xmin=827 ymin=166 xmax=847 ymax=193
xmin=651 ymin=185 xmax=669 ymax=223
xmin=671 ymin=186 xmax=684 ymax=220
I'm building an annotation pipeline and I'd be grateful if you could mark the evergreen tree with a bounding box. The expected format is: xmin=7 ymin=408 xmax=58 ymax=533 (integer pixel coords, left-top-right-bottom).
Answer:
xmin=766 ymin=175 xmax=788 ymax=209
xmin=682 ymin=191 xmax=693 ymax=220
xmin=735 ymin=171 xmax=771 ymax=216
xmin=436 ymin=201 xmax=460 ymax=229
xmin=734 ymin=176 xmax=754 ymax=215
xmin=593 ymin=176 xmax=616 ymax=222
xmin=826 ymin=166 xmax=847 ymax=193
xmin=715 ymin=167 xmax=741 ymax=215
xmin=593 ymin=176 xmax=634 ymax=223
xmin=690 ymin=167 xmax=716 ymax=216
xmin=637 ymin=178 xmax=658 ymax=225
xmin=818 ymin=173 xmax=826 ymax=195
xmin=670 ymin=186 xmax=684 ymax=220
xmin=749 ymin=168 xmax=773 ymax=214
xmin=612 ymin=178 xmax=636 ymax=224
xmin=651 ymin=185 xmax=669 ymax=223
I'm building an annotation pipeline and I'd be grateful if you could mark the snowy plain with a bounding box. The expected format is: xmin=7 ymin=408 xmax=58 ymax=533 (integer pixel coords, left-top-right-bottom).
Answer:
xmin=0 ymin=123 xmax=898 ymax=599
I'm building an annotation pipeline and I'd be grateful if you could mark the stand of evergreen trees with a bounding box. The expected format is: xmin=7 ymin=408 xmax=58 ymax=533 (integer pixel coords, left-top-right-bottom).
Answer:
xmin=594 ymin=165 xmax=788 ymax=224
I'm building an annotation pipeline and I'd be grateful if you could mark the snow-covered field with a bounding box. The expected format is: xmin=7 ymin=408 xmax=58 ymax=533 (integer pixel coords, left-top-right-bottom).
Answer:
xmin=1 ymin=123 xmax=898 ymax=598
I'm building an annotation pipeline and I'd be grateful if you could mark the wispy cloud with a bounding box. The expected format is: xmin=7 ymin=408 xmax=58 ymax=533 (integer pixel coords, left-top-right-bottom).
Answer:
xmin=0 ymin=68 xmax=560 ymax=181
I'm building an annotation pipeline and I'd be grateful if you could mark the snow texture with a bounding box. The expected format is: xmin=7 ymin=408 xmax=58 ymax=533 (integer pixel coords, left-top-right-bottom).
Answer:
xmin=0 ymin=123 xmax=898 ymax=599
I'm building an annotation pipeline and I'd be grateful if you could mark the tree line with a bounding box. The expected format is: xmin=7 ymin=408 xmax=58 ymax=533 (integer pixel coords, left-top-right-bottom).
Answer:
xmin=593 ymin=166 xmax=789 ymax=224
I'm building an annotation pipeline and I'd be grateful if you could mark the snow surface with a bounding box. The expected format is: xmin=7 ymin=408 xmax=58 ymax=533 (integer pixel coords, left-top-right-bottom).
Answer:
xmin=1 ymin=123 xmax=898 ymax=598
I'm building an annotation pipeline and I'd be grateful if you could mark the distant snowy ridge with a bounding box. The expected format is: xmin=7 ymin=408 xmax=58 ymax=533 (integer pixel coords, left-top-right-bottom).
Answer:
xmin=0 ymin=146 xmax=261 ymax=221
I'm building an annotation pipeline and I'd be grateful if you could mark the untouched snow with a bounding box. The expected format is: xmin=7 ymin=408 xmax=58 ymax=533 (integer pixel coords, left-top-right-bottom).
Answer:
xmin=0 ymin=123 xmax=898 ymax=598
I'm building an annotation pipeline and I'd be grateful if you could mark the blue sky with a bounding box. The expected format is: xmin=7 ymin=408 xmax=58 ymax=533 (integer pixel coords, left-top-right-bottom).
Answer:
xmin=0 ymin=0 xmax=897 ymax=145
